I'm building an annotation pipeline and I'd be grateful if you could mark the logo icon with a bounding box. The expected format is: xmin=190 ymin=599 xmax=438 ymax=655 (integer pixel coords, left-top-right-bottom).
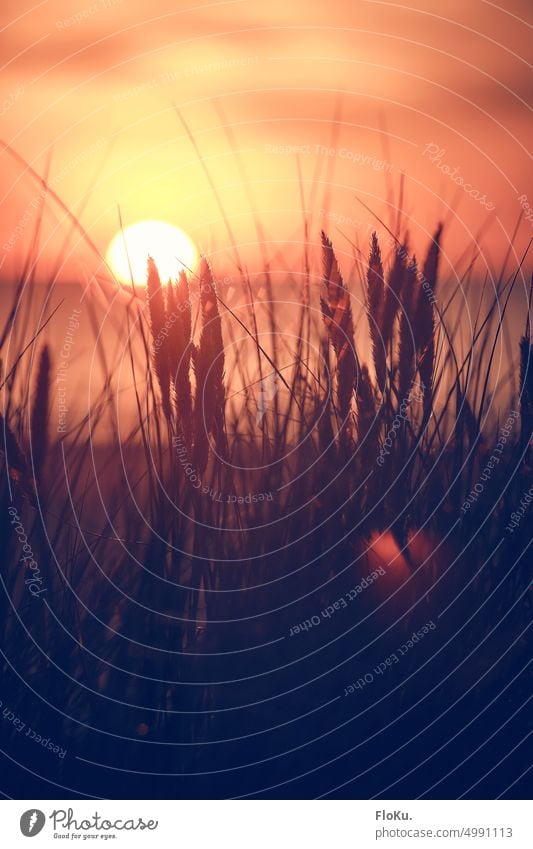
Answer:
xmin=256 ymin=372 xmax=278 ymax=426
xmin=20 ymin=810 xmax=46 ymax=837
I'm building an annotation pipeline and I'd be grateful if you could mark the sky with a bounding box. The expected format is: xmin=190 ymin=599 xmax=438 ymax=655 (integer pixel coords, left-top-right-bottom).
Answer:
xmin=0 ymin=0 xmax=531 ymax=287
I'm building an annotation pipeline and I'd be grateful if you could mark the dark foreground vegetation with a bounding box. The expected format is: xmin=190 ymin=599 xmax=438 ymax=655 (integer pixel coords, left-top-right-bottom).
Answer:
xmin=1 ymin=213 xmax=531 ymax=798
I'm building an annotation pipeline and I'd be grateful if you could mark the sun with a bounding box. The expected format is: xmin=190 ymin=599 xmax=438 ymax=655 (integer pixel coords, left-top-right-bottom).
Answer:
xmin=106 ymin=220 xmax=199 ymax=286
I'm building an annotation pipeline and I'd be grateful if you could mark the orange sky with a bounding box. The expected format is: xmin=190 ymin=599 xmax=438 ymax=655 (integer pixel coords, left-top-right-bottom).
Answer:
xmin=0 ymin=0 xmax=531 ymax=286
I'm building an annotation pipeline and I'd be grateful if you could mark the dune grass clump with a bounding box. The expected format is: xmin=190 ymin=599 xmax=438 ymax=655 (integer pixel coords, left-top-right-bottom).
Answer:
xmin=0 ymin=207 xmax=531 ymax=799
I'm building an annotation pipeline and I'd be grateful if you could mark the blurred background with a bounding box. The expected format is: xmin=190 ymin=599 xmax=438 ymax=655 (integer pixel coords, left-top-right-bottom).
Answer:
xmin=0 ymin=0 xmax=531 ymax=283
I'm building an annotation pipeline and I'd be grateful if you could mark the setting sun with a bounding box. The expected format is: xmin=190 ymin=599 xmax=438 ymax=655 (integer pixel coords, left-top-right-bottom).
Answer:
xmin=106 ymin=220 xmax=199 ymax=286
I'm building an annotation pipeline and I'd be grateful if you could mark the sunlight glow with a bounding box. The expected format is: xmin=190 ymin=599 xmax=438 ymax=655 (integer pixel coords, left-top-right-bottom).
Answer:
xmin=106 ymin=220 xmax=198 ymax=286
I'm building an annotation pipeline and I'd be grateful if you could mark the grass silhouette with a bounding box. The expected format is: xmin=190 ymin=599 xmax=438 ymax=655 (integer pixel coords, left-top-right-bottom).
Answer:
xmin=0 ymin=150 xmax=531 ymax=799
